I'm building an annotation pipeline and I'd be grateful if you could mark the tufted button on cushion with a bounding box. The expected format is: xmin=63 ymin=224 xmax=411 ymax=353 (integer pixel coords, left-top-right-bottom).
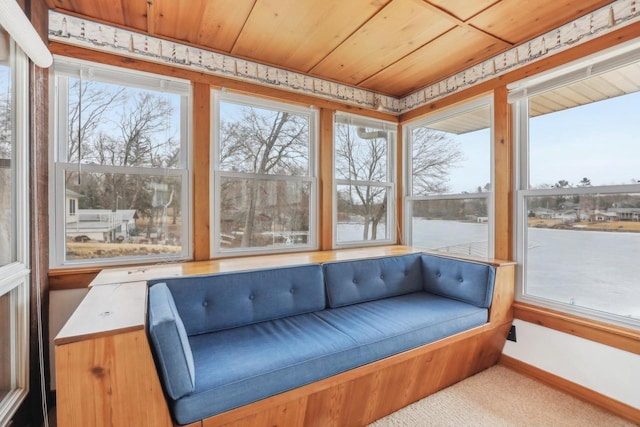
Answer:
xmin=436 ymin=272 xmax=441 ymax=278
xmin=323 ymin=254 xmax=423 ymax=308
xmin=290 ymin=288 xmax=295 ymax=294
xmin=249 ymin=294 xmax=255 ymax=300
xmin=150 ymin=264 xmax=325 ymax=335
xmin=421 ymin=254 xmax=496 ymax=308
xmin=202 ymin=300 xmax=209 ymax=307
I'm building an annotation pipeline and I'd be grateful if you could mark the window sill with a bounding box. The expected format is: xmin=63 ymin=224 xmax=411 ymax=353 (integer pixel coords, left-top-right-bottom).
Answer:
xmin=513 ymin=302 xmax=640 ymax=355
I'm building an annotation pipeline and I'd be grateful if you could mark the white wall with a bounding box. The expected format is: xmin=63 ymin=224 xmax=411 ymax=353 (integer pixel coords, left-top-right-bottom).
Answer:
xmin=49 ymin=288 xmax=89 ymax=389
xmin=503 ymin=319 xmax=640 ymax=409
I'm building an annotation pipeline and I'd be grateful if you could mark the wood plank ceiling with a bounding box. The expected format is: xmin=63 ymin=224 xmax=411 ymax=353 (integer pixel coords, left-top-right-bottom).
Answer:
xmin=44 ymin=0 xmax=615 ymax=98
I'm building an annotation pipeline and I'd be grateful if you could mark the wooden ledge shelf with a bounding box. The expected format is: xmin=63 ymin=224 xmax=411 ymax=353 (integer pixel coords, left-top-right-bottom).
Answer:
xmin=54 ymin=281 xmax=147 ymax=345
xmin=89 ymin=245 xmax=514 ymax=287
xmin=513 ymin=302 xmax=640 ymax=355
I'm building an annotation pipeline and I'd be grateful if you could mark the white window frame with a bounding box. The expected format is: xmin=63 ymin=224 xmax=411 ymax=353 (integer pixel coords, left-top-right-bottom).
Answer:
xmin=333 ymin=112 xmax=397 ymax=248
xmin=0 ymin=41 xmax=30 ymax=427
xmin=403 ymin=96 xmax=495 ymax=259
xmin=210 ymin=91 xmax=318 ymax=257
xmin=49 ymin=57 xmax=192 ymax=267
xmin=511 ymin=40 xmax=640 ymax=329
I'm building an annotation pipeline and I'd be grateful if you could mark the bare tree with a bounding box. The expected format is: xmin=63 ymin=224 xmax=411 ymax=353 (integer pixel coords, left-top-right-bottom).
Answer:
xmin=66 ymin=83 xmax=179 ymax=241
xmin=411 ymin=127 xmax=464 ymax=195
xmin=335 ymin=124 xmax=388 ymax=240
xmin=219 ymin=105 xmax=309 ymax=246
xmin=0 ymin=71 xmax=11 ymax=263
xmin=67 ymin=79 xmax=124 ymax=164
xmin=334 ymin=125 xmax=463 ymax=240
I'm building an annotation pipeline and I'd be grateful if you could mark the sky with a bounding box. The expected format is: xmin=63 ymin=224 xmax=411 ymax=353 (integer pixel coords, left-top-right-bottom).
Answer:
xmin=529 ymin=90 xmax=639 ymax=188
xmin=70 ymin=78 xmax=182 ymax=164
xmin=433 ymin=89 xmax=640 ymax=194
xmin=447 ymin=128 xmax=491 ymax=194
xmin=217 ymin=88 xmax=639 ymax=194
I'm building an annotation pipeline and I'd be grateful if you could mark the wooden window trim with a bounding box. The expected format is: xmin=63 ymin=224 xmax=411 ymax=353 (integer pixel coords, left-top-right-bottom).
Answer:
xmin=513 ymin=302 xmax=640 ymax=355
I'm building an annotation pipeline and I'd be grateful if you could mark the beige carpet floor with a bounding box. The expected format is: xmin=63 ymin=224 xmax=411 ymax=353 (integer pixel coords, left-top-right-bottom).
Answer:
xmin=369 ymin=365 xmax=636 ymax=427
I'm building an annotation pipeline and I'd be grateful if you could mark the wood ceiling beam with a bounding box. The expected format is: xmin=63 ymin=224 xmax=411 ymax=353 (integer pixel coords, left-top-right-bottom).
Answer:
xmin=421 ymin=0 xmax=514 ymax=48
xmin=146 ymin=1 xmax=155 ymax=35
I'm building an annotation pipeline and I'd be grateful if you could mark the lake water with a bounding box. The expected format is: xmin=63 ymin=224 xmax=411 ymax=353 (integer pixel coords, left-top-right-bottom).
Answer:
xmin=340 ymin=219 xmax=640 ymax=320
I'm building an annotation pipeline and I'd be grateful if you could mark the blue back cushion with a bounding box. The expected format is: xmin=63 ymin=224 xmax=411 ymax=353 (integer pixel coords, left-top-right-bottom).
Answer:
xmin=323 ymin=254 xmax=423 ymax=308
xmin=421 ymin=254 xmax=495 ymax=308
xmin=148 ymin=282 xmax=195 ymax=399
xmin=148 ymin=264 xmax=325 ymax=335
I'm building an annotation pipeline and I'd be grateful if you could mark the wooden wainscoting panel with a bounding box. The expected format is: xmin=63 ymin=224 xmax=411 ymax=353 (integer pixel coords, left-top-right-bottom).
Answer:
xmin=471 ymin=320 xmax=512 ymax=374
xmin=488 ymin=263 xmax=515 ymax=324
xmin=210 ymin=397 xmax=309 ymax=427
xmin=444 ymin=334 xmax=481 ymax=384
xmin=55 ymin=330 xmax=173 ymax=427
xmin=301 ymin=323 xmax=510 ymax=427
xmin=408 ymin=346 xmax=449 ymax=401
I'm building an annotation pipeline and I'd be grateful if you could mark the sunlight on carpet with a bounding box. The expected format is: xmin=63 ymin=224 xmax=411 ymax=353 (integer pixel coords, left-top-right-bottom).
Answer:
xmin=369 ymin=365 xmax=634 ymax=427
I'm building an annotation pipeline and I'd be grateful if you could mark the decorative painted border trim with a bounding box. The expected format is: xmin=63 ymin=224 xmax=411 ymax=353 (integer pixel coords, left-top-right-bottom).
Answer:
xmin=401 ymin=0 xmax=640 ymax=113
xmin=48 ymin=0 xmax=640 ymax=116
xmin=47 ymin=11 xmax=401 ymax=114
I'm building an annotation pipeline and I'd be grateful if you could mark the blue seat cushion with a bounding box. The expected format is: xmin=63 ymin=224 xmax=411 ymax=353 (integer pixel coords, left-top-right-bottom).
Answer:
xmin=171 ymin=313 xmax=357 ymax=424
xmin=421 ymin=254 xmax=496 ymax=308
xmin=169 ymin=292 xmax=487 ymax=424
xmin=148 ymin=264 xmax=325 ymax=335
xmin=314 ymin=292 xmax=488 ymax=361
xmin=147 ymin=283 xmax=195 ymax=399
xmin=322 ymin=254 xmax=423 ymax=308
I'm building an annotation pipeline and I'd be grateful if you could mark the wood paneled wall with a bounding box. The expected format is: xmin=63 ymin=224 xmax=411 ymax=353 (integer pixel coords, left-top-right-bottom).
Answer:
xmin=192 ymin=83 xmax=211 ymax=260
xmin=319 ymin=108 xmax=334 ymax=250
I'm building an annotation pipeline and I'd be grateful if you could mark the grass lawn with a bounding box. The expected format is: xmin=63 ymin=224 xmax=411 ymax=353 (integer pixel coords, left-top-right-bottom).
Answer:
xmin=67 ymin=241 xmax=182 ymax=259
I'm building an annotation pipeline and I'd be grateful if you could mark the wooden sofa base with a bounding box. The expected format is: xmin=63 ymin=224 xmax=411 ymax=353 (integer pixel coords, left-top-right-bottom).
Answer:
xmin=189 ymin=320 xmax=512 ymax=427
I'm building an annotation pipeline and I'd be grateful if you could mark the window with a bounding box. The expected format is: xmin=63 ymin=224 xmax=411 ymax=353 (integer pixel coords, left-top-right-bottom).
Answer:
xmin=0 ymin=40 xmax=12 ymax=267
xmin=212 ymin=92 xmax=317 ymax=255
xmin=51 ymin=59 xmax=191 ymax=266
xmin=511 ymin=43 xmax=640 ymax=328
xmin=404 ymin=98 xmax=493 ymax=259
xmin=68 ymin=198 xmax=76 ymax=216
xmin=0 ymin=32 xmax=29 ymax=426
xmin=334 ymin=113 xmax=396 ymax=246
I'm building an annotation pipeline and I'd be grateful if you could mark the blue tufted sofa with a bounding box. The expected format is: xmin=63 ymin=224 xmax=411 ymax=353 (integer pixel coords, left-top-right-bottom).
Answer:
xmin=147 ymin=253 xmax=497 ymax=425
